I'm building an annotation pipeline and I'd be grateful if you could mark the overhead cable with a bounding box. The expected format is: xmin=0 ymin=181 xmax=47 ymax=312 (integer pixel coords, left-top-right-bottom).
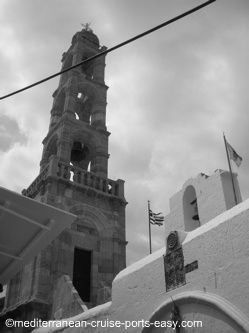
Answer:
xmin=0 ymin=0 xmax=216 ymax=100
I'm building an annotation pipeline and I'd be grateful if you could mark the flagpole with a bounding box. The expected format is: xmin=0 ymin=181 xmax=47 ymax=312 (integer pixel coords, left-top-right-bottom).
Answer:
xmin=148 ymin=200 xmax=152 ymax=254
xmin=223 ymin=133 xmax=238 ymax=205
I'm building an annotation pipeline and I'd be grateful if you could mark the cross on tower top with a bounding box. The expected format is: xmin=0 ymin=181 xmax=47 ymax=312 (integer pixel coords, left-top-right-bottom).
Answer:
xmin=81 ymin=22 xmax=93 ymax=32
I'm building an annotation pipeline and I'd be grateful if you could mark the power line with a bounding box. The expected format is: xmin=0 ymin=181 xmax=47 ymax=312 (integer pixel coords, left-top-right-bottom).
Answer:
xmin=0 ymin=0 xmax=216 ymax=101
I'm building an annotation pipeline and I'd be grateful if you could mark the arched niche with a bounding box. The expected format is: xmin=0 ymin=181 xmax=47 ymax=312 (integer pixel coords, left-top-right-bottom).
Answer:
xmin=183 ymin=185 xmax=200 ymax=231
xmin=71 ymin=126 xmax=102 ymax=150
xmin=142 ymin=291 xmax=249 ymax=333
xmin=70 ymin=124 xmax=105 ymax=174
xmin=69 ymin=203 xmax=109 ymax=233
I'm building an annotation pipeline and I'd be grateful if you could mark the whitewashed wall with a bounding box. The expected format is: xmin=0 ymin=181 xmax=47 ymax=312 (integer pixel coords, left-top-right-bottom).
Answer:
xmin=33 ymin=197 xmax=249 ymax=333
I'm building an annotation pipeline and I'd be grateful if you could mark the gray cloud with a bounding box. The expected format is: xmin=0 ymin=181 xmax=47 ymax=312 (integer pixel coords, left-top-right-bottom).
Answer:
xmin=0 ymin=114 xmax=27 ymax=152
xmin=0 ymin=0 xmax=249 ymax=264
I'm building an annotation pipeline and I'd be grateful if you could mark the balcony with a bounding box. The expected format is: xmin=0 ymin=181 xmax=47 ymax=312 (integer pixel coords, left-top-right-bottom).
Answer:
xmin=22 ymin=156 xmax=124 ymax=200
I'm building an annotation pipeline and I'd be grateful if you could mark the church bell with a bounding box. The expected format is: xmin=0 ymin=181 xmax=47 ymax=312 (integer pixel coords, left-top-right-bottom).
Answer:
xmin=71 ymin=141 xmax=84 ymax=162
xmin=71 ymin=141 xmax=89 ymax=163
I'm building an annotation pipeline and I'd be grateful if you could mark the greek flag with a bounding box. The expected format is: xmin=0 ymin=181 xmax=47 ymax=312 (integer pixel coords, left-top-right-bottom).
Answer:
xmin=149 ymin=209 xmax=164 ymax=226
xmin=226 ymin=141 xmax=242 ymax=167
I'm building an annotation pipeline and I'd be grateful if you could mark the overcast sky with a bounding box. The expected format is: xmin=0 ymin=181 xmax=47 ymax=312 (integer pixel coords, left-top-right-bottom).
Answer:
xmin=0 ymin=0 xmax=249 ymax=265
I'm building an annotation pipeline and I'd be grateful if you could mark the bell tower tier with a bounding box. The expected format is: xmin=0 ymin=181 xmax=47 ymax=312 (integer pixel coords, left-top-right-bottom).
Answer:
xmin=2 ymin=27 xmax=127 ymax=326
xmin=40 ymin=26 xmax=109 ymax=178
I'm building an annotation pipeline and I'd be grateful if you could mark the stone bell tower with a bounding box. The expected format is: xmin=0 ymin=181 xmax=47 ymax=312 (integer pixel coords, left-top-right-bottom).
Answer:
xmin=2 ymin=26 xmax=127 ymax=324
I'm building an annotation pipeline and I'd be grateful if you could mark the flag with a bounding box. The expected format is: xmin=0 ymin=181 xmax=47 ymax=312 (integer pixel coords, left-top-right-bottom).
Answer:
xmin=149 ymin=209 xmax=164 ymax=226
xmin=226 ymin=141 xmax=242 ymax=167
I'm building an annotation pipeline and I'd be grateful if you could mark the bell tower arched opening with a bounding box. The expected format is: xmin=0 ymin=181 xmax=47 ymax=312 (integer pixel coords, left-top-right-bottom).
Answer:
xmin=81 ymin=50 xmax=95 ymax=79
xmin=183 ymin=185 xmax=200 ymax=231
xmin=75 ymin=87 xmax=96 ymax=124
xmin=70 ymin=141 xmax=91 ymax=170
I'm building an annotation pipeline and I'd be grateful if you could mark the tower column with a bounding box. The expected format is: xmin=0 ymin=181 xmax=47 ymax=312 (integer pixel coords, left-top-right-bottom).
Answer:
xmin=64 ymin=78 xmax=78 ymax=118
xmin=49 ymin=108 xmax=61 ymax=130
xmin=57 ymin=139 xmax=72 ymax=162
xmin=91 ymin=151 xmax=109 ymax=177
xmin=91 ymin=102 xmax=106 ymax=129
xmin=93 ymin=50 xmax=106 ymax=83
xmin=72 ymin=45 xmax=83 ymax=65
